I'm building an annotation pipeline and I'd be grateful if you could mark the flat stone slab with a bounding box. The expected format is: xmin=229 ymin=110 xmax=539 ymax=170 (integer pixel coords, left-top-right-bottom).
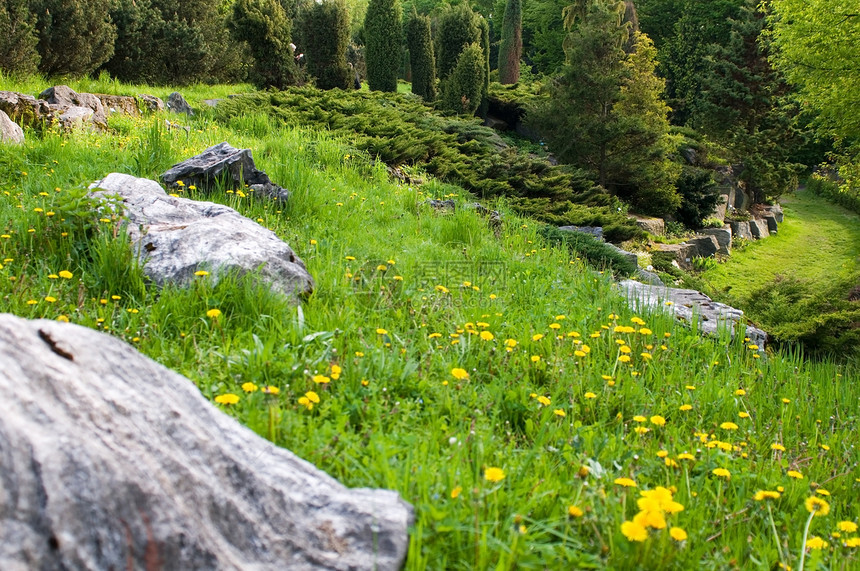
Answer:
xmin=89 ymin=173 xmax=313 ymax=298
xmin=0 ymin=313 xmax=412 ymax=570
xmin=619 ymin=280 xmax=767 ymax=346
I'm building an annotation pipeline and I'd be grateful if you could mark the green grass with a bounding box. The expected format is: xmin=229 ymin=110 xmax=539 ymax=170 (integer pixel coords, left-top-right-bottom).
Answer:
xmin=0 ymin=78 xmax=858 ymax=569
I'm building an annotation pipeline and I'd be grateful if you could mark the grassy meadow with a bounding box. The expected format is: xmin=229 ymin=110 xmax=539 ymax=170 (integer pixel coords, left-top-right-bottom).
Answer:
xmin=1 ymin=78 xmax=858 ymax=569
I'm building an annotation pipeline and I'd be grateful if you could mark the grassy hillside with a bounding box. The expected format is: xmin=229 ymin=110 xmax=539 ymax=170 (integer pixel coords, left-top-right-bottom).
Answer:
xmin=0 ymin=79 xmax=858 ymax=569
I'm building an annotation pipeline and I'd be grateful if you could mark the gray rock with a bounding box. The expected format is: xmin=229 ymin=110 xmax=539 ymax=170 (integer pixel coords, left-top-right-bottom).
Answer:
xmin=761 ymin=204 xmax=783 ymax=223
xmin=606 ymin=243 xmax=638 ymax=267
xmin=89 ymin=173 xmax=313 ymax=299
xmin=749 ymin=219 xmax=770 ymax=239
xmin=727 ymin=221 xmax=752 ymax=241
xmin=710 ymin=193 xmax=729 ymax=222
xmin=762 ymin=213 xmax=778 ymax=234
xmin=58 ymin=106 xmax=95 ymax=129
xmin=619 ymin=280 xmax=767 ymax=346
xmin=558 ymin=226 xmax=604 ymax=241
xmin=95 ymin=94 xmax=140 ymax=117
xmin=483 ymin=114 xmax=509 ymax=130
xmin=202 ymin=98 xmax=223 ymax=108
xmin=0 ymin=110 xmax=23 ymax=143
xmin=161 ymin=142 xmax=290 ymax=202
xmin=680 ymin=147 xmax=698 ymax=166
xmin=699 ymin=227 xmax=732 ymax=255
xmin=632 ymin=216 xmax=664 ymax=236
xmin=167 ymin=91 xmax=194 ymax=115
xmin=685 ymin=235 xmax=720 ymax=258
xmin=651 ymin=243 xmax=695 ymax=270
xmin=0 ymin=313 xmax=412 ymax=571
xmin=0 ymin=91 xmax=53 ymax=127
xmin=40 ymin=85 xmax=107 ymax=128
xmin=423 ymin=199 xmax=456 ymax=211
xmin=137 ymin=94 xmax=165 ymax=113
xmin=636 ymin=269 xmax=664 ymax=286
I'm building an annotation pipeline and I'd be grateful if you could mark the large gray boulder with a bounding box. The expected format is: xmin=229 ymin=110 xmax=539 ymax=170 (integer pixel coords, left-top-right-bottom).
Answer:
xmin=619 ymin=280 xmax=767 ymax=346
xmin=40 ymin=85 xmax=107 ymax=128
xmin=651 ymin=243 xmax=695 ymax=270
xmin=167 ymin=91 xmax=194 ymax=115
xmin=762 ymin=213 xmax=779 ymax=234
xmin=727 ymin=221 xmax=752 ymax=241
xmin=698 ymin=227 xmax=732 ymax=255
xmin=685 ymin=235 xmax=720 ymax=258
xmin=632 ymin=216 xmax=664 ymax=236
xmin=761 ymin=204 xmax=784 ymax=223
xmin=161 ymin=142 xmax=290 ymax=202
xmin=137 ymin=94 xmax=165 ymax=113
xmin=95 ymin=94 xmax=140 ymax=117
xmin=749 ymin=219 xmax=770 ymax=239
xmin=89 ymin=173 xmax=314 ymax=298
xmin=0 ymin=313 xmax=412 ymax=570
xmin=0 ymin=91 xmax=53 ymax=127
xmin=0 ymin=110 xmax=23 ymax=143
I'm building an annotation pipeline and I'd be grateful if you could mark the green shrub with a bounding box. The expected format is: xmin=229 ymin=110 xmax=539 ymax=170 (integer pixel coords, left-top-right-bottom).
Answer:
xmin=674 ymin=166 xmax=722 ymax=229
xmin=229 ymin=0 xmax=302 ymax=90
xmin=31 ymin=0 xmax=116 ymax=77
xmin=364 ymin=0 xmax=401 ymax=92
xmin=538 ymin=225 xmax=638 ymax=276
xmin=0 ymin=0 xmax=40 ymax=75
xmin=441 ymin=43 xmax=484 ymax=115
xmin=305 ymin=0 xmax=351 ymax=90
xmin=436 ymin=3 xmax=479 ymax=81
xmin=807 ymin=171 xmax=860 ymax=214
xmin=406 ymin=11 xmax=436 ymax=101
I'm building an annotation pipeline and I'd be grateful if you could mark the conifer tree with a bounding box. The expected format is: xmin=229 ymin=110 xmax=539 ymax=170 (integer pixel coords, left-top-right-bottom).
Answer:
xmin=498 ymin=0 xmax=522 ymax=84
xmin=436 ymin=3 xmax=479 ymax=80
xmin=305 ymin=0 xmax=351 ymax=89
xmin=0 ymin=0 xmax=40 ymax=75
xmin=364 ymin=0 xmax=402 ymax=91
xmin=406 ymin=10 xmax=436 ymax=101
xmin=441 ymin=43 xmax=485 ymax=115
xmin=229 ymin=0 xmax=302 ymax=90
xmin=31 ymin=0 xmax=116 ymax=76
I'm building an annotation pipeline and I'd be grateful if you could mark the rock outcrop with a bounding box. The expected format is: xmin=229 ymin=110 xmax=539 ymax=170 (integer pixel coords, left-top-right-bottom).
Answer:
xmin=138 ymin=94 xmax=165 ymax=113
xmin=95 ymin=94 xmax=140 ymax=117
xmin=89 ymin=173 xmax=314 ymax=298
xmin=0 ymin=110 xmax=23 ymax=143
xmin=619 ymin=280 xmax=767 ymax=346
xmin=40 ymin=85 xmax=108 ymax=128
xmin=167 ymin=91 xmax=194 ymax=115
xmin=0 ymin=90 xmax=52 ymax=126
xmin=0 ymin=313 xmax=412 ymax=570
xmin=161 ymin=142 xmax=291 ymax=202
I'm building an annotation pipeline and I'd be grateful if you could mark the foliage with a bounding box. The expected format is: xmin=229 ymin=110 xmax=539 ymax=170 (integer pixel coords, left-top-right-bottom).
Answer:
xmin=405 ymin=10 xmax=436 ymax=101
xmin=305 ymin=0 xmax=352 ymax=90
xmin=441 ymin=43 xmax=485 ymax=115
xmin=229 ymin=0 xmax=303 ymax=90
xmin=0 ymin=0 xmax=40 ymax=75
xmin=539 ymin=225 xmax=637 ymax=276
xmin=435 ymin=3 xmax=480 ymax=81
xmin=520 ymin=0 xmax=567 ymax=74
xmin=476 ymin=14 xmax=490 ymax=117
xmin=807 ymin=170 xmax=860 ymax=215
xmin=528 ymin=2 xmax=680 ymax=217
xmin=31 ymin=0 xmax=116 ymax=77
xmin=364 ymin=0 xmax=402 ymax=92
xmin=674 ymin=167 xmax=721 ymax=229
xmin=216 ymin=87 xmax=640 ymax=239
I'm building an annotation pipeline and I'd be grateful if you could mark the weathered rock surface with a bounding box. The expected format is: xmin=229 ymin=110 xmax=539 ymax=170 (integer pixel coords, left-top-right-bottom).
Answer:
xmin=202 ymin=98 xmax=223 ymax=108
xmin=0 ymin=110 xmax=23 ymax=143
xmin=762 ymin=214 xmax=778 ymax=234
xmin=40 ymin=85 xmax=107 ymax=128
xmin=167 ymin=91 xmax=194 ymax=115
xmin=651 ymin=243 xmax=694 ymax=270
xmin=761 ymin=204 xmax=783 ymax=223
xmin=632 ymin=216 xmax=664 ymax=236
xmin=0 ymin=90 xmax=53 ymax=127
xmin=138 ymin=94 xmax=165 ymax=113
xmin=558 ymin=226 xmax=604 ymax=241
xmin=749 ymin=219 xmax=770 ymax=239
xmin=686 ymin=235 xmax=720 ymax=258
xmin=727 ymin=220 xmax=752 ymax=241
xmin=89 ymin=173 xmax=313 ymax=298
xmin=95 ymin=94 xmax=140 ymax=117
xmin=607 ymin=243 xmax=638 ymax=267
xmin=58 ymin=106 xmax=95 ymax=129
xmin=635 ymin=269 xmax=664 ymax=286
xmin=619 ymin=280 xmax=767 ymax=346
xmin=0 ymin=313 xmax=412 ymax=571
xmin=161 ymin=142 xmax=290 ymax=202
xmin=698 ymin=228 xmax=732 ymax=255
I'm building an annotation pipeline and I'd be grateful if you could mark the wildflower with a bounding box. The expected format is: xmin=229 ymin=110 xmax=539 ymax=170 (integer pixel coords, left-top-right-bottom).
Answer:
xmin=376 ymin=328 xmax=388 ymax=335
xmin=639 ymin=328 xmax=652 ymax=335
xmin=837 ymin=521 xmax=858 ymax=533
xmin=44 ymin=296 xmax=57 ymax=303
xmin=58 ymin=270 xmax=73 ymax=279
xmin=771 ymin=443 xmax=786 ymax=452
xmin=195 ymin=270 xmax=210 ymax=276
xmin=435 ymin=285 xmax=449 ymax=293
xmin=739 ymin=411 xmax=750 ymax=418
xmin=345 ymin=256 xmax=356 ymax=261
xmin=618 ymin=355 xmax=631 ymax=363
xmin=806 ymin=536 xmax=828 ymax=550
xmin=686 ymin=385 xmax=695 ymax=390
xmin=568 ymin=505 xmax=584 ymax=517
xmin=330 ymin=364 xmax=341 ymax=380
xmin=805 ymin=496 xmax=830 ymax=516
xmin=787 ymin=470 xmax=803 ymax=479
xmin=754 ymin=491 xmax=781 ymax=501
xmin=537 ymin=396 xmax=551 ymax=406
xmin=677 ymin=453 xmax=695 ymax=461
xmin=549 ymin=323 xmax=561 ymax=330
xmin=484 ymin=467 xmax=505 ymax=482
xmin=584 ymin=392 xmax=597 ymax=399
xmin=214 ymin=394 xmax=239 ymax=405
xmin=670 ymin=527 xmax=688 ymax=541
xmin=553 ymin=409 xmax=566 ymax=417
xmin=451 ymin=486 xmax=462 ymax=499
xmin=355 ymin=351 xmax=365 ymax=357
xmin=650 ymin=415 xmax=666 ymax=426
xmin=313 ymin=375 xmax=331 ymax=384
xmin=634 ymin=426 xmax=650 ymax=434
xmin=298 ymin=391 xmax=320 ymax=410
xmin=782 ymin=398 xmax=791 ymax=404
xmin=633 ymin=415 xmax=647 ymax=423
xmin=720 ymin=422 xmax=739 ymax=430
xmin=621 ymin=520 xmax=648 ymax=542
xmin=310 ymin=239 xmax=317 ymax=245
xmin=846 ymin=538 xmax=860 ymax=548
xmin=451 ymin=368 xmax=469 ymax=380
xmin=532 ymin=333 xmax=544 ymax=341
xmin=241 ymin=382 xmax=258 ymax=392
xmin=712 ymin=468 xmax=731 ymax=479
xmin=816 ymin=488 xmax=830 ymax=496
xmin=480 ymin=331 xmax=494 ymax=341
xmin=26 ymin=300 xmax=37 ymax=305
xmin=56 ymin=315 xmax=69 ymax=322
xmin=574 ymin=350 xmax=587 ymax=358
xmin=614 ymin=477 xmax=637 ymax=488
xmin=111 ymin=295 xmax=121 ymax=300
xmin=206 ymin=308 xmax=222 ymax=318
xmin=531 ymin=355 xmax=541 ymax=362
xmin=262 ymin=386 xmax=279 ymax=395
xmin=679 ymin=404 xmax=693 ymax=411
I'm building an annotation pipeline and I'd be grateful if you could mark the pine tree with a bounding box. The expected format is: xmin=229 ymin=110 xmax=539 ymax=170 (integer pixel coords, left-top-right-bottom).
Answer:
xmin=406 ymin=10 xmax=436 ymax=101
xmin=498 ymin=0 xmax=522 ymax=84
xmin=441 ymin=43 xmax=485 ymax=115
xmin=0 ymin=0 xmax=40 ymax=75
xmin=364 ymin=0 xmax=402 ymax=92
xmin=305 ymin=0 xmax=351 ymax=90
xmin=31 ymin=0 xmax=116 ymax=77
xmin=436 ymin=3 xmax=479 ymax=80
xmin=229 ymin=0 xmax=302 ymax=90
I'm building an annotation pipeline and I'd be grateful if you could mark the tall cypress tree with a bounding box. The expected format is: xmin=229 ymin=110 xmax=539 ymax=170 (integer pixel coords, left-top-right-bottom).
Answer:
xmin=436 ymin=3 xmax=479 ymax=80
xmin=406 ymin=10 xmax=436 ymax=101
xmin=364 ymin=0 xmax=402 ymax=92
xmin=305 ymin=0 xmax=351 ymax=89
xmin=498 ymin=0 xmax=522 ymax=84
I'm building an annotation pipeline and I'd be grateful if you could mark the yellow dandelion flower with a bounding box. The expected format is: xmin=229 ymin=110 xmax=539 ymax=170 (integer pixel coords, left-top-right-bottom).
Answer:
xmin=532 ymin=333 xmax=545 ymax=341
xmin=206 ymin=308 xmax=222 ymax=318
xmin=241 ymin=382 xmax=258 ymax=392
xmin=805 ymin=496 xmax=830 ymax=516
xmin=614 ymin=477 xmax=637 ymax=488
xmin=754 ymin=490 xmax=781 ymax=501
xmin=537 ymin=395 xmax=551 ymax=406
xmin=480 ymin=331 xmax=494 ymax=341
xmin=44 ymin=296 xmax=57 ymax=303
xmin=650 ymin=415 xmax=666 ymax=426
xmin=845 ymin=537 xmax=860 ymax=548
xmin=531 ymin=355 xmax=541 ymax=362
xmin=806 ymin=536 xmax=828 ymax=550
xmin=195 ymin=270 xmax=210 ymax=276
xmin=214 ymin=393 xmax=239 ymax=405
xmin=58 ymin=270 xmax=73 ymax=279
xmin=621 ymin=520 xmax=648 ymax=542
xmin=376 ymin=328 xmax=388 ymax=335
xmin=677 ymin=453 xmax=695 ymax=461
xmin=584 ymin=392 xmax=597 ymax=399
xmin=634 ymin=426 xmax=650 ymax=434
xmin=451 ymin=368 xmax=470 ymax=380
xmin=712 ymin=468 xmax=731 ymax=479
xmin=787 ymin=470 xmax=803 ymax=479
xmin=739 ymin=411 xmax=750 ymax=418
xmin=670 ymin=527 xmax=688 ymax=541
xmin=553 ymin=409 xmax=566 ymax=417
xmin=313 ymin=375 xmax=331 ymax=384
xmin=837 ymin=521 xmax=858 ymax=533
xmin=679 ymin=404 xmax=693 ymax=411
xmin=771 ymin=443 xmax=786 ymax=451
xmin=720 ymin=422 xmax=739 ymax=430
xmin=484 ymin=467 xmax=505 ymax=482
xmin=568 ymin=505 xmax=584 ymax=517
xmin=451 ymin=486 xmax=462 ymax=499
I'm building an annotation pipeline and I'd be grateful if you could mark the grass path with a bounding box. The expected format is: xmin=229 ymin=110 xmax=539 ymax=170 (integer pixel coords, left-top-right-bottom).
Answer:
xmin=700 ymin=188 xmax=860 ymax=302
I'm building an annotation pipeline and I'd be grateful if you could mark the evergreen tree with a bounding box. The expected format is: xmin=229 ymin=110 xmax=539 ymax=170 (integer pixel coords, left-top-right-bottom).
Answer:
xmin=0 ymin=0 xmax=40 ymax=75
xmin=406 ymin=10 xmax=436 ymax=101
xmin=31 ymin=0 xmax=116 ymax=77
xmin=436 ymin=3 xmax=479 ymax=80
xmin=477 ymin=14 xmax=490 ymax=115
xmin=364 ymin=0 xmax=402 ymax=91
xmin=498 ymin=0 xmax=522 ymax=84
xmin=305 ymin=0 xmax=351 ymax=89
xmin=529 ymin=0 xmax=680 ymax=216
xmin=441 ymin=42 xmax=485 ymax=115
xmin=229 ymin=0 xmax=302 ymax=90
